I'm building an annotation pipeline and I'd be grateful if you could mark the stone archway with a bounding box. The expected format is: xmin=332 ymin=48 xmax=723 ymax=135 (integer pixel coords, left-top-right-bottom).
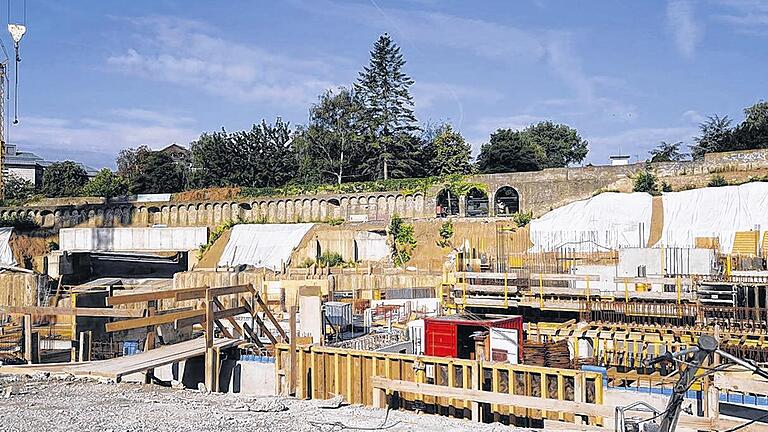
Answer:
xmin=494 ymin=186 xmax=520 ymax=216
xmin=465 ymin=188 xmax=489 ymax=217
xmin=435 ymin=188 xmax=459 ymax=217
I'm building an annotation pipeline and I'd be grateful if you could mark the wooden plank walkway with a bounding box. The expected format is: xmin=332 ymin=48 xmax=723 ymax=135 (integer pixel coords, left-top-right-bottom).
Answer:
xmin=0 ymin=337 xmax=240 ymax=380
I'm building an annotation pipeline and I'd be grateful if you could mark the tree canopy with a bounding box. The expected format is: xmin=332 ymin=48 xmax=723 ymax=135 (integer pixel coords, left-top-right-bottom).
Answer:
xmin=690 ymin=101 xmax=768 ymax=159
xmin=82 ymin=169 xmax=129 ymax=199
xmin=427 ymin=124 xmax=472 ymax=176
xmin=476 ymin=121 xmax=587 ymax=174
xmin=129 ymin=152 xmax=186 ymax=194
xmin=3 ymin=173 xmax=35 ymax=203
xmin=522 ymin=121 xmax=588 ymax=168
xmin=354 ymin=33 xmax=420 ymax=180
xmin=293 ymin=87 xmax=365 ymax=185
xmin=190 ymin=118 xmax=296 ymax=188
xmin=477 ymin=129 xmax=541 ymax=173
xmin=649 ymin=141 xmax=687 ymax=163
xmin=42 ymin=161 xmax=89 ymax=198
xmin=690 ymin=115 xmax=735 ymax=159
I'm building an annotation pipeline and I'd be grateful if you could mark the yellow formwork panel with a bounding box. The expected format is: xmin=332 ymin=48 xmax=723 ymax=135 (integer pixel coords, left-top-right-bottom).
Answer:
xmin=733 ymin=230 xmax=759 ymax=256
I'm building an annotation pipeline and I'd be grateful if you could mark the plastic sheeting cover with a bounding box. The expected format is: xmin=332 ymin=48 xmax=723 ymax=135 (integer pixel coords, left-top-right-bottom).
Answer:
xmin=660 ymin=183 xmax=768 ymax=253
xmin=218 ymin=223 xmax=314 ymax=270
xmin=0 ymin=227 xmax=15 ymax=266
xmin=529 ymin=192 xmax=653 ymax=252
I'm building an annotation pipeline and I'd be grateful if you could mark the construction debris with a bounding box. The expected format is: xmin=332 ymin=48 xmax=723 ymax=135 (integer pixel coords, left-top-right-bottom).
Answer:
xmin=0 ymin=376 xmax=531 ymax=432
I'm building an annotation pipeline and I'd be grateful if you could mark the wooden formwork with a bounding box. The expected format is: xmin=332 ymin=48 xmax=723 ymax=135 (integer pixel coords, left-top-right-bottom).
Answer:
xmin=275 ymin=344 xmax=605 ymax=426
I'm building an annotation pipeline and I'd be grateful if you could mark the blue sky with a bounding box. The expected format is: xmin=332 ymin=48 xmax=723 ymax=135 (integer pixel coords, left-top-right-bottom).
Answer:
xmin=7 ymin=0 xmax=768 ymax=169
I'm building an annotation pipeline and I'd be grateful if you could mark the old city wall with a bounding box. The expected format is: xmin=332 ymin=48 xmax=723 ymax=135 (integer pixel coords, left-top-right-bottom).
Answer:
xmin=3 ymin=148 xmax=768 ymax=231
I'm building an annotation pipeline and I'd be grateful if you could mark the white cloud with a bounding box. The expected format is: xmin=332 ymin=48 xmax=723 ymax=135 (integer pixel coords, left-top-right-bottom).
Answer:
xmin=587 ymin=126 xmax=698 ymax=162
xmin=682 ymin=109 xmax=706 ymax=124
xmin=10 ymin=109 xmax=200 ymax=168
xmin=297 ymin=0 xmax=631 ymax=119
xmin=666 ymin=0 xmax=703 ymax=59
xmin=715 ymin=0 xmax=768 ymax=34
xmin=107 ymin=16 xmax=338 ymax=106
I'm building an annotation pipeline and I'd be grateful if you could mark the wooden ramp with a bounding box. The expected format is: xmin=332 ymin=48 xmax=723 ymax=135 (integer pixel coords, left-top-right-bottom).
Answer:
xmin=0 ymin=337 xmax=240 ymax=380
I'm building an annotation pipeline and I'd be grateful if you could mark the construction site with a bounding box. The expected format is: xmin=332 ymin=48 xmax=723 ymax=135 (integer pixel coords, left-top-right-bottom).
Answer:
xmin=0 ymin=148 xmax=765 ymax=431
xmin=0 ymin=2 xmax=767 ymax=432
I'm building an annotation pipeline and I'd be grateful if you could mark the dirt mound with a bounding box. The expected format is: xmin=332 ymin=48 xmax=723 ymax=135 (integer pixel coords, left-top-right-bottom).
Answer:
xmin=8 ymin=233 xmax=55 ymax=270
xmin=172 ymin=187 xmax=241 ymax=202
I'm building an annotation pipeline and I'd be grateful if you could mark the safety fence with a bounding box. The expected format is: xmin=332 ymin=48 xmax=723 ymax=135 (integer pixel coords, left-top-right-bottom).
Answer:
xmin=275 ymin=344 xmax=604 ymax=427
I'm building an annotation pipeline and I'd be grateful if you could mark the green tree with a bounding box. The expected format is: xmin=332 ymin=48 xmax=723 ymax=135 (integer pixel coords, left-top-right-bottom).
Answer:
xmin=522 ymin=121 xmax=588 ymax=168
xmin=649 ymin=141 xmax=687 ymax=163
xmin=3 ymin=173 xmax=35 ymax=203
xmin=293 ymin=87 xmax=365 ymax=185
xmin=690 ymin=115 xmax=735 ymax=159
xmin=116 ymin=145 xmax=152 ymax=179
xmin=82 ymin=169 xmax=128 ymax=199
xmin=476 ymin=129 xmax=541 ymax=173
xmin=355 ymin=34 xmax=420 ymax=180
xmin=633 ymin=169 xmax=660 ymax=195
xmin=129 ymin=152 xmax=185 ymax=194
xmin=42 ymin=161 xmax=89 ymax=197
xmin=733 ymin=101 xmax=768 ymax=150
xmin=388 ymin=213 xmax=416 ymax=267
xmin=191 ymin=118 xmax=296 ymax=188
xmin=428 ymin=124 xmax=473 ymax=176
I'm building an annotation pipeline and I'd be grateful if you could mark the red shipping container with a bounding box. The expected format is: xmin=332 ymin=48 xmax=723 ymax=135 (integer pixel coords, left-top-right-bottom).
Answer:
xmin=424 ymin=315 xmax=524 ymax=362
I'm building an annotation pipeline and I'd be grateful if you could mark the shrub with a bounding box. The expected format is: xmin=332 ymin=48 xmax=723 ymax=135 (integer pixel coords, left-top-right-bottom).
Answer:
xmin=661 ymin=181 xmax=672 ymax=192
xmin=633 ymin=170 xmax=660 ymax=195
xmin=298 ymin=257 xmax=315 ymax=268
xmin=512 ymin=210 xmax=533 ymax=227
xmin=198 ymin=219 xmax=239 ymax=257
xmin=708 ymin=175 xmax=728 ymax=187
xmin=317 ymin=251 xmax=344 ymax=267
xmin=325 ymin=217 xmax=344 ymax=226
xmin=437 ymin=220 xmax=454 ymax=248
xmin=389 ymin=214 xmax=417 ymax=267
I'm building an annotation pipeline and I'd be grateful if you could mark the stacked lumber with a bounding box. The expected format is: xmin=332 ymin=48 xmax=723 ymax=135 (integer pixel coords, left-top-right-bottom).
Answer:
xmin=547 ymin=339 xmax=571 ymax=369
xmin=523 ymin=339 xmax=571 ymax=368
xmin=523 ymin=340 xmax=546 ymax=366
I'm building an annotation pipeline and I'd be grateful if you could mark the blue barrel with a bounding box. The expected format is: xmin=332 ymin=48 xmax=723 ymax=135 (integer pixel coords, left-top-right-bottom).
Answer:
xmin=123 ymin=340 xmax=140 ymax=356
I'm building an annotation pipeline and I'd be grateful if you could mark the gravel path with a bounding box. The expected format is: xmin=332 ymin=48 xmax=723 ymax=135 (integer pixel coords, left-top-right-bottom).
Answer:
xmin=0 ymin=374 xmax=527 ymax=432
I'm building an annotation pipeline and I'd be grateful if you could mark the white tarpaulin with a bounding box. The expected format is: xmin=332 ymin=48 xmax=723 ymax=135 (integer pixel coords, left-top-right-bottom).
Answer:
xmin=0 ymin=227 xmax=16 ymax=266
xmin=529 ymin=192 xmax=653 ymax=252
xmin=660 ymin=183 xmax=768 ymax=253
xmin=218 ymin=223 xmax=314 ymax=270
xmin=59 ymin=227 xmax=208 ymax=252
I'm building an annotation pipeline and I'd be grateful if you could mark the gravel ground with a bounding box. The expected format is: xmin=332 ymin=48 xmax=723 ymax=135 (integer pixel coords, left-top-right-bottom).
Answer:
xmin=0 ymin=374 xmax=529 ymax=432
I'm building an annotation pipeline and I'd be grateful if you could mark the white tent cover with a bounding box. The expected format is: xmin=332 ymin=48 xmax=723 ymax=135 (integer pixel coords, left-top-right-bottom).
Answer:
xmin=218 ymin=223 xmax=314 ymax=270
xmin=529 ymin=192 xmax=653 ymax=252
xmin=660 ymin=182 xmax=768 ymax=253
xmin=0 ymin=227 xmax=15 ymax=266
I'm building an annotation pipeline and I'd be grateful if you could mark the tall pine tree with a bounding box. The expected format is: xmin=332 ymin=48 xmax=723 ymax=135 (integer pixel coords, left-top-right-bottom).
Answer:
xmin=355 ymin=34 xmax=420 ymax=180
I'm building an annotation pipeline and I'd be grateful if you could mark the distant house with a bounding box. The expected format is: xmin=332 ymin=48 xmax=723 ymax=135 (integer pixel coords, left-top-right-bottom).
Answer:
xmin=4 ymin=143 xmax=98 ymax=187
xmin=5 ymin=144 xmax=50 ymax=187
xmin=160 ymin=143 xmax=191 ymax=167
xmin=609 ymin=155 xmax=631 ymax=166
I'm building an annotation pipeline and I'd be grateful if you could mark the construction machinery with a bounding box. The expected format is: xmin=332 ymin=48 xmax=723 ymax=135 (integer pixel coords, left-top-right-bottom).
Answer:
xmin=616 ymin=335 xmax=768 ymax=432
